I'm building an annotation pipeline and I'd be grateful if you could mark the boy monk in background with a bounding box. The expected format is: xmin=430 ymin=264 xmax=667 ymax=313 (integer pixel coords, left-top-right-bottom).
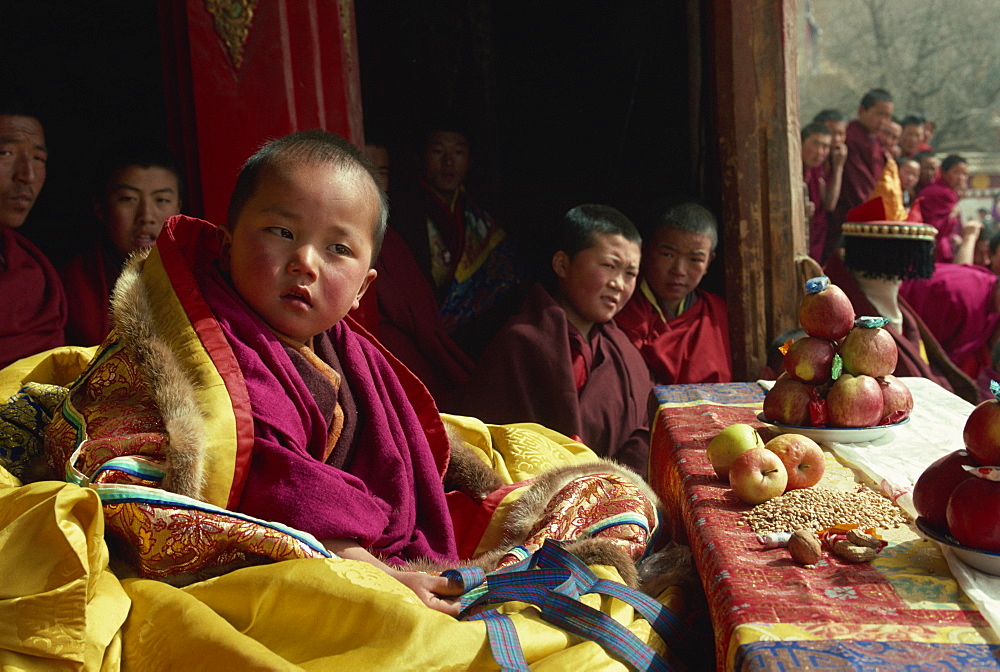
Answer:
xmin=453 ymin=204 xmax=653 ymax=477
xmin=14 ymin=132 xmax=661 ymax=624
xmin=615 ymin=202 xmax=732 ymax=385
xmin=60 ymin=145 xmax=182 ymax=345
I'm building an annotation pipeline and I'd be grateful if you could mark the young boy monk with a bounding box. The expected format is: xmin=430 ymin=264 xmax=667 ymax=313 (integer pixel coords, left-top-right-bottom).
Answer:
xmin=22 ymin=132 xmax=662 ymax=622
xmin=453 ymin=204 xmax=654 ymax=477
xmin=615 ymin=202 xmax=732 ymax=385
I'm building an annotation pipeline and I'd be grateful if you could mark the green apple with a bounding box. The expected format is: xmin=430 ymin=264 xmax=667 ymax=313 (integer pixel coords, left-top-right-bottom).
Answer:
xmin=706 ymin=423 xmax=765 ymax=481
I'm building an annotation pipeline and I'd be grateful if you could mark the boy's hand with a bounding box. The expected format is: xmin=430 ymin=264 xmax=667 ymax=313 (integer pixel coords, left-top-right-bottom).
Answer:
xmin=831 ymin=143 xmax=847 ymax=169
xmin=391 ymin=570 xmax=464 ymax=616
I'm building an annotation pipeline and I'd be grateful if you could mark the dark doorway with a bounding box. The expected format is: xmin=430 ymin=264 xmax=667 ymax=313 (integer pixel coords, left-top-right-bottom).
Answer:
xmin=355 ymin=1 xmax=696 ymax=274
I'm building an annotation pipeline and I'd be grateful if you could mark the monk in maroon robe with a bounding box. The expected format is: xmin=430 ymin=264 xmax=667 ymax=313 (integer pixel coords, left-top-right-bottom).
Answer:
xmin=456 ymin=284 xmax=653 ymax=478
xmin=0 ymin=227 xmax=66 ymax=367
xmin=917 ymin=155 xmax=969 ymax=263
xmin=454 ymin=205 xmax=653 ymax=478
xmin=825 ymin=89 xmax=895 ymax=263
xmin=900 ymin=263 xmax=1000 ymax=384
xmin=0 ymin=110 xmax=65 ymax=367
xmin=615 ymin=202 xmax=731 ymax=385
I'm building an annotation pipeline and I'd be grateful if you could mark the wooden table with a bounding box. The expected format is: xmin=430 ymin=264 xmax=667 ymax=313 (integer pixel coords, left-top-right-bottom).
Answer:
xmin=648 ymin=381 xmax=1000 ymax=671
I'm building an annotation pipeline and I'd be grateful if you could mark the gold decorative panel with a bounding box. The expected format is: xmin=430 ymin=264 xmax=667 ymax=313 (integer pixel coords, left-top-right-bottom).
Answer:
xmin=205 ymin=0 xmax=259 ymax=70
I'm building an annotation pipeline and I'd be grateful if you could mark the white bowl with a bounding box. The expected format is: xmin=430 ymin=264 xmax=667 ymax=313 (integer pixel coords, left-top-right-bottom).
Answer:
xmin=756 ymin=413 xmax=909 ymax=444
xmin=916 ymin=517 xmax=1000 ymax=576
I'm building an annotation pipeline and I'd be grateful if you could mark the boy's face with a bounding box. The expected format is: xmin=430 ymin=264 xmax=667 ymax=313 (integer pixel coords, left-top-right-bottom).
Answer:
xmin=898 ymin=161 xmax=920 ymax=191
xmin=423 ymin=130 xmax=470 ymax=197
xmin=824 ymin=120 xmax=847 ymax=149
xmin=943 ymin=162 xmax=969 ymax=192
xmin=900 ymin=124 xmax=923 ymax=155
xmin=919 ymin=156 xmax=940 ymax=185
xmin=552 ymin=232 xmax=640 ymax=335
xmin=643 ymin=227 xmax=714 ymax=309
xmin=98 ymin=165 xmax=180 ymax=257
xmin=858 ymin=100 xmax=894 ymax=135
xmin=801 ymin=132 xmax=831 ymax=168
xmin=225 ymin=162 xmax=378 ymax=343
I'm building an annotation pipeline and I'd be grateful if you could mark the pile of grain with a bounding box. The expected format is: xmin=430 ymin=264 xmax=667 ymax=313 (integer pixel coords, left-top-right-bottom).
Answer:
xmin=741 ymin=486 xmax=910 ymax=535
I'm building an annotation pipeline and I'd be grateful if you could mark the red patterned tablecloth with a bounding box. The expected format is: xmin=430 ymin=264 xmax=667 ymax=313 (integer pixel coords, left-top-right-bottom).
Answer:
xmin=649 ymin=383 xmax=1000 ymax=671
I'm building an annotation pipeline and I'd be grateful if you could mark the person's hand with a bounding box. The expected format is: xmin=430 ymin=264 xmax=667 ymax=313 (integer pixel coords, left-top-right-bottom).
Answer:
xmin=963 ymin=218 xmax=983 ymax=241
xmin=831 ymin=143 xmax=847 ymax=169
xmin=390 ymin=570 xmax=464 ymax=616
xmin=805 ymin=199 xmax=815 ymax=219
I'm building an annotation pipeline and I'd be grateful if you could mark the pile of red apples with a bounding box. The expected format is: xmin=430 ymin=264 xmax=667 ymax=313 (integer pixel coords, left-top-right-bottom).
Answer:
xmin=763 ymin=277 xmax=913 ymax=429
xmin=914 ymin=388 xmax=1000 ymax=552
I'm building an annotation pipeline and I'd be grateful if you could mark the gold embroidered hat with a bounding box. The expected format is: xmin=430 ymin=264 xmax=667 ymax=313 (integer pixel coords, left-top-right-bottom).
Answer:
xmin=841 ymin=196 xmax=936 ymax=280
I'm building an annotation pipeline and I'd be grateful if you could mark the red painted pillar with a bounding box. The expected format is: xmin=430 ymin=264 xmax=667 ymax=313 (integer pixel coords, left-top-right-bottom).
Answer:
xmin=159 ymin=0 xmax=378 ymax=330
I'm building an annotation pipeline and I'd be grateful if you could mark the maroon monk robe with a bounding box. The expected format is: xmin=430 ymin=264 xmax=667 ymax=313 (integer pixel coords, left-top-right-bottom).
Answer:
xmin=161 ymin=215 xmax=458 ymax=564
xmin=375 ymin=227 xmax=474 ymax=407
xmin=58 ymin=238 xmax=122 ymax=346
xmin=614 ymin=286 xmax=732 ymax=385
xmin=825 ymin=120 xmax=887 ymax=263
xmin=824 ymin=253 xmax=978 ymax=403
xmin=916 ymin=177 xmax=961 ymax=263
xmin=804 ymin=164 xmax=827 ymax=262
xmin=0 ymin=227 xmax=66 ymax=368
xmin=900 ymin=263 xmax=1000 ymax=380
xmin=451 ymin=283 xmax=653 ymax=478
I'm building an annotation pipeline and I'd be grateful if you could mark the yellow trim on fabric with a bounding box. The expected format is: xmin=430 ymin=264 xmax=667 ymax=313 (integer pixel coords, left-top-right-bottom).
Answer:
xmin=641 ymin=278 xmax=689 ymax=320
xmin=640 ymin=279 xmax=667 ymax=321
xmin=656 ymin=399 xmax=763 ymax=410
xmin=0 ymin=346 xmax=98 ymax=399
xmin=919 ymin=337 xmax=930 ymax=365
xmin=729 ymin=619 xmax=998 ymax=665
xmin=141 ymin=249 xmax=236 ymax=508
xmin=453 ymin=227 xmax=506 ymax=284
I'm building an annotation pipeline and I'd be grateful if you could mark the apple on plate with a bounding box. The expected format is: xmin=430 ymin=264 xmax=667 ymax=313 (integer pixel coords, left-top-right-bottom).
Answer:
xmin=728 ymin=447 xmax=788 ymax=505
xmin=826 ymin=373 xmax=884 ymax=428
xmin=879 ymin=374 xmax=913 ymax=423
xmin=798 ymin=281 xmax=855 ymax=341
xmin=783 ymin=336 xmax=837 ymax=384
xmin=913 ymin=449 xmax=979 ymax=533
xmin=946 ymin=471 xmax=1000 ymax=552
xmin=764 ymin=433 xmax=825 ymax=490
xmin=762 ymin=376 xmax=815 ymax=426
xmin=963 ymin=395 xmax=1000 ymax=466
xmin=840 ymin=325 xmax=898 ymax=378
xmin=706 ymin=423 xmax=765 ymax=480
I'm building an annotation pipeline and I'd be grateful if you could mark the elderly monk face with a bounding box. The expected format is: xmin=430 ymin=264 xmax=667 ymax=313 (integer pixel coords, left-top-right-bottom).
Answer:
xmin=643 ymin=226 xmax=715 ymax=315
xmin=0 ymin=115 xmax=47 ymax=228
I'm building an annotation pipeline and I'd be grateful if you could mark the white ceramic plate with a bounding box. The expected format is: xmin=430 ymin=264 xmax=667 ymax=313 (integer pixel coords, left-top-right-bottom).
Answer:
xmin=756 ymin=413 xmax=909 ymax=444
xmin=916 ymin=517 xmax=1000 ymax=576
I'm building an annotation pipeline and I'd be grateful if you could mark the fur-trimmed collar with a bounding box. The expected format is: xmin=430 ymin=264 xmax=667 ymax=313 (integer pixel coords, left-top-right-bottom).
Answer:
xmin=108 ymin=251 xmax=207 ymax=499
